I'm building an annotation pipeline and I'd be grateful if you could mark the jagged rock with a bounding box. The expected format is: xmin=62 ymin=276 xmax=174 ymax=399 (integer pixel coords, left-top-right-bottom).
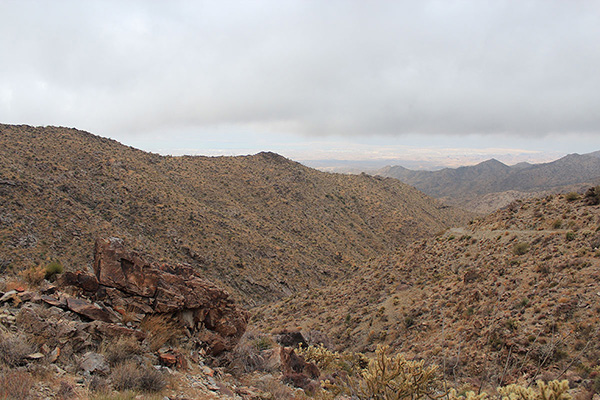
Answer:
xmin=41 ymin=294 xmax=67 ymax=308
xmin=276 ymin=330 xmax=307 ymax=348
xmin=0 ymin=290 xmax=18 ymax=303
xmin=85 ymin=321 xmax=146 ymax=342
xmin=60 ymin=271 xmax=99 ymax=293
xmin=66 ymin=297 xmax=117 ymax=323
xmin=79 ymin=352 xmax=109 ymax=375
xmin=158 ymin=349 xmax=187 ymax=370
xmin=280 ymin=346 xmax=320 ymax=392
xmin=27 ymin=353 xmax=45 ymax=360
xmin=93 ymin=237 xmax=159 ymax=297
xmin=92 ymin=237 xmax=248 ymax=355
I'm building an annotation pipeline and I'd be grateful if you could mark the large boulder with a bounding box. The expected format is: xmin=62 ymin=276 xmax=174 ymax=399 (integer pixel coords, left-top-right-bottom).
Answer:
xmin=92 ymin=238 xmax=248 ymax=355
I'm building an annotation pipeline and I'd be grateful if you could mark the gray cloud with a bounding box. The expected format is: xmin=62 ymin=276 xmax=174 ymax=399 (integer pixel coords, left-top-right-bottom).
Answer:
xmin=1 ymin=0 xmax=599 ymax=139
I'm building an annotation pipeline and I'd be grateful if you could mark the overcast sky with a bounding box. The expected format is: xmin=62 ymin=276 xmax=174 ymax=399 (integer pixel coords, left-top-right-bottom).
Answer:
xmin=1 ymin=1 xmax=599 ymax=166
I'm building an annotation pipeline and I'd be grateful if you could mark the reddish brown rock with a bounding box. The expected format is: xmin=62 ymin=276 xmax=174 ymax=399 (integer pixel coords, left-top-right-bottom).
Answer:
xmin=85 ymin=321 xmax=146 ymax=342
xmin=66 ymin=297 xmax=117 ymax=323
xmin=158 ymin=350 xmax=187 ymax=370
xmin=92 ymin=237 xmax=248 ymax=355
xmin=93 ymin=237 xmax=159 ymax=297
xmin=41 ymin=294 xmax=67 ymax=308
xmin=60 ymin=271 xmax=99 ymax=293
xmin=279 ymin=347 xmax=321 ymax=391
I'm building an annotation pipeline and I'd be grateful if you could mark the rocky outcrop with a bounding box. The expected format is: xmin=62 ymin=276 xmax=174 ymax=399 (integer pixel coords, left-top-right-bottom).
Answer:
xmin=91 ymin=237 xmax=248 ymax=355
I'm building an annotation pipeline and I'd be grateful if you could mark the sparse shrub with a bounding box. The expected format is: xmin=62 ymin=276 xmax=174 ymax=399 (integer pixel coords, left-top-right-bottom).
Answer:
xmin=56 ymin=380 xmax=77 ymax=399
xmin=110 ymin=361 xmax=165 ymax=393
xmin=45 ymin=261 xmax=64 ymax=280
xmin=0 ymin=332 xmax=35 ymax=367
xmin=551 ymin=219 xmax=562 ymax=229
xmin=513 ymin=242 xmax=530 ymax=256
xmin=584 ymin=186 xmax=600 ymax=205
xmin=230 ymin=331 xmax=277 ymax=373
xmin=140 ymin=314 xmax=184 ymax=352
xmin=101 ymin=336 xmax=143 ymax=367
xmin=565 ymin=192 xmax=580 ymax=202
xmin=88 ymin=375 xmax=110 ymax=394
xmin=20 ymin=264 xmax=46 ymax=287
xmin=0 ymin=370 xmax=34 ymax=399
xmin=566 ymin=232 xmax=576 ymax=241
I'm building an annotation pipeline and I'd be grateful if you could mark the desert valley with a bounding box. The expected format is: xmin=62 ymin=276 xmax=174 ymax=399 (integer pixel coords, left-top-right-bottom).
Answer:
xmin=1 ymin=124 xmax=600 ymax=399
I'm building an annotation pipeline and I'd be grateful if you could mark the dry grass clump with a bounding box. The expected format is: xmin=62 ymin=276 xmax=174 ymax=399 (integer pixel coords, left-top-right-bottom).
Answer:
xmin=0 ymin=332 xmax=35 ymax=367
xmin=0 ymin=370 xmax=34 ymax=399
xmin=19 ymin=264 xmax=46 ymax=287
xmin=101 ymin=336 xmax=144 ymax=367
xmin=140 ymin=314 xmax=184 ymax=352
xmin=110 ymin=361 xmax=166 ymax=393
xmin=231 ymin=330 xmax=277 ymax=373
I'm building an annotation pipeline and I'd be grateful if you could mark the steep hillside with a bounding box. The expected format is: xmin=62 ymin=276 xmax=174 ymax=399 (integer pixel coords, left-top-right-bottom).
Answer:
xmin=0 ymin=124 xmax=470 ymax=305
xmin=255 ymin=191 xmax=600 ymax=386
xmin=377 ymin=154 xmax=600 ymax=213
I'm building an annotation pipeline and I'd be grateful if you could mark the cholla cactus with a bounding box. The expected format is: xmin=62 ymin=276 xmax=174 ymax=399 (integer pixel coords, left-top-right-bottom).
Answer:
xmin=360 ymin=345 xmax=445 ymax=400
xmin=498 ymin=380 xmax=571 ymax=400
xmin=448 ymin=389 xmax=489 ymax=400
xmin=298 ymin=344 xmax=368 ymax=376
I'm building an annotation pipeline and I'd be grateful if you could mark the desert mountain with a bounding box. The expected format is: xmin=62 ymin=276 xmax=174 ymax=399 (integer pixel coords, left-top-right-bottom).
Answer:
xmin=377 ymin=154 xmax=600 ymax=213
xmin=255 ymin=190 xmax=600 ymax=387
xmin=0 ymin=124 xmax=471 ymax=306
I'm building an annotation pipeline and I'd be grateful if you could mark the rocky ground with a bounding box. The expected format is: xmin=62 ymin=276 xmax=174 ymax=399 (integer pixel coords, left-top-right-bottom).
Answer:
xmin=253 ymin=190 xmax=600 ymax=393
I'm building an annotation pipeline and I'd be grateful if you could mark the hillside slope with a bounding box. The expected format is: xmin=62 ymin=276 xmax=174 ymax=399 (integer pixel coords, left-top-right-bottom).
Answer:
xmin=255 ymin=191 xmax=600 ymax=386
xmin=0 ymin=124 xmax=470 ymax=305
xmin=377 ymin=155 xmax=600 ymax=213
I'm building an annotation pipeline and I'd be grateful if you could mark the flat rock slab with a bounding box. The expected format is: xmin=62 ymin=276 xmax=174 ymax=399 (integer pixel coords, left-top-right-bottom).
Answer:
xmin=67 ymin=297 xmax=116 ymax=323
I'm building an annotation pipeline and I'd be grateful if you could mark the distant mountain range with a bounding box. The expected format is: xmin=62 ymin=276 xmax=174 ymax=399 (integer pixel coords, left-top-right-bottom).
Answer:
xmin=376 ymin=151 xmax=600 ymax=213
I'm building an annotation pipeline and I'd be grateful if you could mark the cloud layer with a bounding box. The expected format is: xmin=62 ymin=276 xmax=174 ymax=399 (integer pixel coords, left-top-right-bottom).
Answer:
xmin=1 ymin=0 xmax=599 ymax=140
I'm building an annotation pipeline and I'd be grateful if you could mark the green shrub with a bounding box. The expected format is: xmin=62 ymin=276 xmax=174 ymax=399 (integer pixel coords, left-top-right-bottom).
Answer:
xmin=565 ymin=192 xmax=580 ymax=202
xmin=513 ymin=242 xmax=530 ymax=256
xmin=551 ymin=219 xmax=562 ymax=229
xmin=584 ymin=186 xmax=600 ymax=205
xmin=566 ymin=232 xmax=576 ymax=241
xmin=45 ymin=261 xmax=64 ymax=280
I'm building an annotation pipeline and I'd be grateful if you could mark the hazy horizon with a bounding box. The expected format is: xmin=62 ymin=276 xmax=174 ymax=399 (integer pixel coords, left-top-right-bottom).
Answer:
xmin=2 ymin=1 xmax=599 ymax=165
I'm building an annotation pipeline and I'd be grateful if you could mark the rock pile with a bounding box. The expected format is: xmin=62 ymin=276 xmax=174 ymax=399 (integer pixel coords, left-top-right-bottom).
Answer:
xmin=57 ymin=237 xmax=249 ymax=355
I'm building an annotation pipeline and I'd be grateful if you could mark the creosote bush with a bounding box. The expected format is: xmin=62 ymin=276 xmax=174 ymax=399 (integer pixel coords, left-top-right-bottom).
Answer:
xmin=45 ymin=261 xmax=64 ymax=280
xmin=565 ymin=192 xmax=580 ymax=202
xmin=513 ymin=242 xmax=530 ymax=256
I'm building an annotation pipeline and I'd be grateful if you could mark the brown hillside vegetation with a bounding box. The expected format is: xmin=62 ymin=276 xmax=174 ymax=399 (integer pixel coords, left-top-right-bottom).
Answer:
xmin=0 ymin=124 xmax=470 ymax=305
xmin=255 ymin=191 xmax=600 ymax=387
